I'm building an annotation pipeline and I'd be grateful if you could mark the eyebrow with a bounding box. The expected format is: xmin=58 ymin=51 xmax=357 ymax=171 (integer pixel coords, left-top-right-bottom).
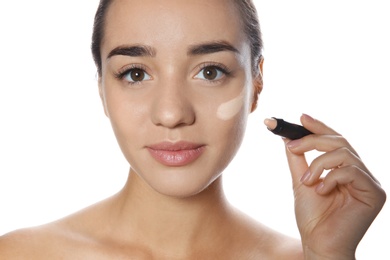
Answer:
xmin=187 ymin=41 xmax=240 ymax=56
xmin=106 ymin=41 xmax=239 ymax=60
xmin=107 ymin=45 xmax=156 ymax=60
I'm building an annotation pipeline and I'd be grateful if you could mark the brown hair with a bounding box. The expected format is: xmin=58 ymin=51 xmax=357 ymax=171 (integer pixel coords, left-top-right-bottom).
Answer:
xmin=91 ymin=0 xmax=263 ymax=76
xmin=91 ymin=0 xmax=263 ymax=108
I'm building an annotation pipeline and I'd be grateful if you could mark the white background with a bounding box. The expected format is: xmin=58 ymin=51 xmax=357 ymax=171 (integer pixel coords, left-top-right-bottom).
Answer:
xmin=0 ymin=1 xmax=389 ymax=258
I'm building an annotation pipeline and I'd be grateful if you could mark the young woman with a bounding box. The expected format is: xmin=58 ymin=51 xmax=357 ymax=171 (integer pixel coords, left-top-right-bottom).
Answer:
xmin=0 ymin=0 xmax=386 ymax=259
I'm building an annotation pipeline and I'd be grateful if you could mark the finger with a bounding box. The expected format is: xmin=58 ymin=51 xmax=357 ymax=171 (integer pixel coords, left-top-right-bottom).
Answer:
xmin=283 ymin=138 xmax=309 ymax=188
xmin=316 ymin=166 xmax=386 ymax=209
xmin=287 ymin=134 xmax=359 ymax=158
xmin=301 ymin=147 xmax=368 ymax=186
xmin=300 ymin=114 xmax=340 ymax=136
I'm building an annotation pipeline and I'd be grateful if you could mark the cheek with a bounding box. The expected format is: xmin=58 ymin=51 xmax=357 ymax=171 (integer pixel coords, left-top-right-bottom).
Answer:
xmin=215 ymin=87 xmax=251 ymax=158
xmin=206 ymin=109 xmax=247 ymax=182
xmin=215 ymin=81 xmax=253 ymax=121
xmin=207 ymin=95 xmax=249 ymax=166
xmin=103 ymin=78 xmax=149 ymax=125
xmin=216 ymin=108 xmax=248 ymax=147
xmin=216 ymin=89 xmax=245 ymax=121
xmin=103 ymin=85 xmax=150 ymax=156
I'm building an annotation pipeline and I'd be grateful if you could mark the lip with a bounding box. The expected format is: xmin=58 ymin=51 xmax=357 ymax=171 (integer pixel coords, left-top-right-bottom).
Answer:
xmin=146 ymin=141 xmax=206 ymax=167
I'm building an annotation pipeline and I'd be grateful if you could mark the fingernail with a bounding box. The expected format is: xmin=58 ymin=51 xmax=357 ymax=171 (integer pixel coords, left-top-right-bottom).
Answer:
xmin=300 ymin=169 xmax=311 ymax=183
xmin=287 ymin=139 xmax=301 ymax=149
xmin=315 ymin=182 xmax=325 ymax=193
xmin=302 ymin=113 xmax=314 ymax=122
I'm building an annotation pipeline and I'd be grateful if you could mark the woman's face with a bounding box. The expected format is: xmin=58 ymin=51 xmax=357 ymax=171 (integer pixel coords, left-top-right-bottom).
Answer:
xmin=99 ymin=0 xmax=261 ymax=197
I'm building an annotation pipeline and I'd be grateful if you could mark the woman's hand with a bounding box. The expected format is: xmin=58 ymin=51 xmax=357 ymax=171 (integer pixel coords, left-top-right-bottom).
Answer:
xmin=284 ymin=114 xmax=386 ymax=259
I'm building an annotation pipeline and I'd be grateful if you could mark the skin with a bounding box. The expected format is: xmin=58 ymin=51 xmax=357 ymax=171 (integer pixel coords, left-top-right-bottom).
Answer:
xmin=0 ymin=0 xmax=385 ymax=259
xmin=285 ymin=114 xmax=386 ymax=259
xmin=217 ymin=87 xmax=246 ymax=120
xmin=100 ymin=0 xmax=254 ymax=199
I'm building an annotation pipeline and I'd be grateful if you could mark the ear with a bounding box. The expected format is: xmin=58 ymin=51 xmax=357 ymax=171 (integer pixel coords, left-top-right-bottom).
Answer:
xmin=250 ymin=56 xmax=264 ymax=112
xmin=98 ymin=76 xmax=109 ymax=117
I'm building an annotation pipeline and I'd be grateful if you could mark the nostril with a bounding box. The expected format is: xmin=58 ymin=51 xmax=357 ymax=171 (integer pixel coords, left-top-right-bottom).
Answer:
xmin=151 ymin=97 xmax=195 ymax=128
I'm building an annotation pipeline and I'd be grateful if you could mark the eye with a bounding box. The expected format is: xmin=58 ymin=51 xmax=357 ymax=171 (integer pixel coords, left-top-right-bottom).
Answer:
xmin=123 ymin=68 xmax=151 ymax=83
xmin=195 ymin=66 xmax=228 ymax=81
xmin=115 ymin=65 xmax=152 ymax=84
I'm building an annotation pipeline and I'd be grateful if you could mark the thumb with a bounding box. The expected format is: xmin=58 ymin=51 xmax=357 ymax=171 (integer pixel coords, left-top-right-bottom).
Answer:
xmin=283 ymin=139 xmax=309 ymax=188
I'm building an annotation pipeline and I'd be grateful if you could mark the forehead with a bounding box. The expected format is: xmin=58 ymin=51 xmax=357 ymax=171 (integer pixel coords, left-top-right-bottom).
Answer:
xmin=102 ymin=0 xmax=247 ymax=55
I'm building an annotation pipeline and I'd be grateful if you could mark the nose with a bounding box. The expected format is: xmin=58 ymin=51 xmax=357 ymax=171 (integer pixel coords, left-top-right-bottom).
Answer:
xmin=151 ymin=79 xmax=195 ymax=128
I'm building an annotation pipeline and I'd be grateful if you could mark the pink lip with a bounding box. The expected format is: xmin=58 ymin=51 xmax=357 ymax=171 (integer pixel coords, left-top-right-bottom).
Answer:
xmin=146 ymin=141 xmax=206 ymax=167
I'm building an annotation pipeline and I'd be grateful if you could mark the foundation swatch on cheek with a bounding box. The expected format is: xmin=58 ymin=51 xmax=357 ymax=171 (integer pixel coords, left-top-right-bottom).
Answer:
xmin=216 ymin=90 xmax=245 ymax=121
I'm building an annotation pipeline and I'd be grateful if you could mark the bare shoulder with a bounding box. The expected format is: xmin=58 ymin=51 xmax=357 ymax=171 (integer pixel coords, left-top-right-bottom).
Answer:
xmin=0 ymin=219 xmax=102 ymax=259
xmin=0 ymin=195 xmax=125 ymax=259
xmin=0 ymin=228 xmax=31 ymax=259
xmin=0 ymin=201 xmax=108 ymax=259
xmin=264 ymin=231 xmax=303 ymax=260
xmin=229 ymin=210 xmax=303 ymax=259
xmin=0 ymin=226 xmax=59 ymax=259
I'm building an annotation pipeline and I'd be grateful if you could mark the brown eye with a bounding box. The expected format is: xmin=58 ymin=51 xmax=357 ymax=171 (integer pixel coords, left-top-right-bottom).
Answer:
xmin=195 ymin=65 xmax=227 ymax=82
xmin=203 ymin=67 xmax=219 ymax=80
xmin=129 ymin=69 xmax=145 ymax=81
xmin=121 ymin=67 xmax=151 ymax=83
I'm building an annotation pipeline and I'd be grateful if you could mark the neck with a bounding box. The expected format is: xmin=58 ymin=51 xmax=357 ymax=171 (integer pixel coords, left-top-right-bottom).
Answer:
xmin=108 ymin=168 xmax=232 ymax=256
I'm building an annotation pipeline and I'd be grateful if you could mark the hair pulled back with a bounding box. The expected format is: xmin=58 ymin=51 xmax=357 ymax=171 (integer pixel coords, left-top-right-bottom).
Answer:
xmin=91 ymin=0 xmax=263 ymax=77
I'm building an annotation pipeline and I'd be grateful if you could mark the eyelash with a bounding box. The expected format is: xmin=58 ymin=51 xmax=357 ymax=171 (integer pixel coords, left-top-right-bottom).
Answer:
xmin=195 ymin=62 xmax=232 ymax=83
xmin=113 ymin=62 xmax=233 ymax=85
xmin=114 ymin=64 xmax=150 ymax=85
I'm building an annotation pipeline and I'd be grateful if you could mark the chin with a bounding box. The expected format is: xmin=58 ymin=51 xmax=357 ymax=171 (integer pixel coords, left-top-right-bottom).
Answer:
xmin=135 ymin=166 xmax=222 ymax=199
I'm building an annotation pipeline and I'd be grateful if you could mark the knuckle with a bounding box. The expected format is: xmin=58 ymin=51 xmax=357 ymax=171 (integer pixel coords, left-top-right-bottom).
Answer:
xmin=338 ymin=146 xmax=352 ymax=156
